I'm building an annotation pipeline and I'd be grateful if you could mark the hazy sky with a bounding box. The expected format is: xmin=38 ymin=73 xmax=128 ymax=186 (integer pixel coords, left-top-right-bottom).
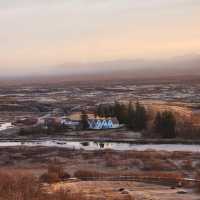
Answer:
xmin=0 ymin=0 xmax=200 ymax=76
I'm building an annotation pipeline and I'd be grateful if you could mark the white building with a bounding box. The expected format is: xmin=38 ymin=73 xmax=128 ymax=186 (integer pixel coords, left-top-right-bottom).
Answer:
xmin=88 ymin=117 xmax=120 ymax=130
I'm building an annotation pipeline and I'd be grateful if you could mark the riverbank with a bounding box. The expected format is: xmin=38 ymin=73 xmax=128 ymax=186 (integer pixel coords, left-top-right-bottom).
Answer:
xmin=0 ymin=146 xmax=199 ymax=181
xmin=1 ymin=127 xmax=200 ymax=145
xmin=49 ymin=180 xmax=200 ymax=200
xmin=0 ymin=145 xmax=200 ymax=199
xmin=1 ymin=139 xmax=200 ymax=152
xmin=1 ymin=135 xmax=200 ymax=144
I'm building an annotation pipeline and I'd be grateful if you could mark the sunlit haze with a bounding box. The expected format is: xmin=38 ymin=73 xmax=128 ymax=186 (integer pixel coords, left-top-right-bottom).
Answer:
xmin=0 ymin=0 xmax=200 ymax=77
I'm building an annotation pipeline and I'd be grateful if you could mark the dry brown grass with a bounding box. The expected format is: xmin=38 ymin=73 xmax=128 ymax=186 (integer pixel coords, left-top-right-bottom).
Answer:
xmin=195 ymin=171 xmax=200 ymax=193
xmin=74 ymin=169 xmax=183 ymax=186
xmin=120 ymin=150 xmax=170 ymax=160
xmin=40 ymin=164 xmax=70 ymax=183
xmin=74 ymin=170 xmax=109 ymax=178
xmin=0 ymin=170 xmax=86 ymax=200
xmin=52 ymin=189 xmax=87 ymax=200
xmin=181 ymin=159 xmax=194 ymax=170
xmin=142 ymin=158 xmax=177 ymax=171
xmin=0 ymin=170 xmax=43 ymax=200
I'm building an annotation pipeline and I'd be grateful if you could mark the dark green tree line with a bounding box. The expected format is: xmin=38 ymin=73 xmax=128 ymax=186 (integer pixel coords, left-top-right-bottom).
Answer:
xmin=154 ymin=111 xmax=176 ymax=138
xmin=80 ymin=111 xmax=89 ymax=130
xmin=96 ymin=101 xmax=147 ymax=131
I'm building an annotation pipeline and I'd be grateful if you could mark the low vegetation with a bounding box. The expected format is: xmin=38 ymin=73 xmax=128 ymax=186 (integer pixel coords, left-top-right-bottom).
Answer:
xmin=0 ymin=169 xmax=85 ymax=200
xmin=73 ymin=169 xmax=184 ymax=186
xmin=40 ymin=164 xmax=70 ymax=183
xmin=96 ymin=101 xmax=148 ymax=132
xmin=96 ymin=101 xmax=178 ymax=138
xmin=154 ymin=111 xmax=176 ymax=138
xmin=0 ymin=170 xmax=41 ymax=200
xmin=195 ymin=171 xmax=200 ymax=192
xmin=96 ymin=100 xmax=200 ymax=139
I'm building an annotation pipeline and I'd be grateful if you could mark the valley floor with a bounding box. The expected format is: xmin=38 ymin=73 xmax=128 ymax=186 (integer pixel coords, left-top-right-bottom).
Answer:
xmin=48 ymin=180 xmax=200 ymax=200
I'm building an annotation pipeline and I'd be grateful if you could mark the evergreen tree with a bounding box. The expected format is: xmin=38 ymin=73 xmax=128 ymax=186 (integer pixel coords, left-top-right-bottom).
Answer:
xmin=80 ymin=111 xmax=89 ymax=130
xmin=104 ymin=106 xmax=110 ymax=118
xmin=109 ymin=105 xmax=115 ymax=117
xmin=133 ymin=101 xmax=147 ymax=131
xmin=154 ymin=111 xmax=176 ymax=138
xmin=96 ymin=104 xmax=105 ymax=117
xmin=119 ymin=104 xmax=128 ymax=124
xmin=127 ymin=101 xmax=135 ymax=129
xmin=95 ymin=101 xmax=148 ymax=131
xmin=114 ymin=101 xmax=122 ymax=122
xmin=154 ymin=112 xmax=162 ymax=133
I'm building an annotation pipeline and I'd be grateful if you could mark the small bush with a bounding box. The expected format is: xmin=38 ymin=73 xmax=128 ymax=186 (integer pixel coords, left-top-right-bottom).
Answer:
xmin=74 ymin=170 xmax=108 ymax=179
xmin=40 ymin=172 xmax=60 ymax=183
xmin=142 ymin=158 xmax=177 ymax=171
xmin=0 ymin=170 xmax=43 ymax=200
xmin=40 ymin=164 xmax=70 ymax=183
xmin=195 ymin=171 xmax=200 ymax=192
xmin=53 ymin=189 xmax=86 ymax=200
xmin=181 ymin=159 xmax=194 ymax=170
xmin=0 ymin=170 xmax=86 ymax=200
xmin=74 ymin=169 xmax=183 ymax=186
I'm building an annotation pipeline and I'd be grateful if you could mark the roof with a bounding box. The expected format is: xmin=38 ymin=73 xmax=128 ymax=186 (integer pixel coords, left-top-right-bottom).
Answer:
xmin=88 ymin=118 xmax=119 ymax=124
xmin=67 ymin=112 xmax=95 ymax=121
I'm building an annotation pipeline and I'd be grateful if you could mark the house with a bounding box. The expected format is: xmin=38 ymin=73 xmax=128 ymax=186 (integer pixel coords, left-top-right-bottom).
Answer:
xmin=13 ymin=117 xmax=38 ymax=126
xmin=88 ymin=117 xmax=120 ymax=130
xmin=61 ymin=117 xmax=80 ymax=127
xmin=37 ymin=116 xmax=62 ymax=129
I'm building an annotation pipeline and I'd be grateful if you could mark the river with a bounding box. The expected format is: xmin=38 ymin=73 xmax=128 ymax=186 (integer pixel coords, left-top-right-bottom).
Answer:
xmin=0 ymin=122 xmax=14 ymax=131
xmin=0 ymin=140 xmax=200 ymax=152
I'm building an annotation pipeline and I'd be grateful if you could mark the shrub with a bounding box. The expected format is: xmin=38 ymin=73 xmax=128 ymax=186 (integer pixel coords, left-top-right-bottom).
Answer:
xmin=142 ymin=158 xmax=177 ymax=171
xmin=195 ymin=171 xmax=200 ymax=192
xmin=53 ymin=189 xmax=86 ymax=200
xmin=0 ymin=170 xmax=86 ymax=200
xmin=181 ymin=159 xmax=194 ymax=170
xmin=0 ymin=170 xmax=43 ymax=200
xmin=40 ymin=172 xmax=60 ymax=183
xmin=40 ymin=164 xmax=70 ymax=183
xmin=154 ymin=111 xmax=176 ymax=138
xmin=74 ymin=170 xmax=107 ymax=179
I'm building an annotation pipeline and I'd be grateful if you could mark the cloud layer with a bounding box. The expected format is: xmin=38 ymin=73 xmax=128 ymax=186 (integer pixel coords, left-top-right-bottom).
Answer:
xmin=0 ymin=0 xmax=200 ymax=76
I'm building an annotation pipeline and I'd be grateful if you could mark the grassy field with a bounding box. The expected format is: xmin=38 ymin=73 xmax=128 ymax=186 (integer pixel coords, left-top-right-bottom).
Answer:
xmin=0 ymin=147 xmax=200 ymax=199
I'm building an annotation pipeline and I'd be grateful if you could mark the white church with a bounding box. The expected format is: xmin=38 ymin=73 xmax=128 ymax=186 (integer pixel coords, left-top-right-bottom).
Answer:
xmin=88 ymin=117 xmax=120 ymax=130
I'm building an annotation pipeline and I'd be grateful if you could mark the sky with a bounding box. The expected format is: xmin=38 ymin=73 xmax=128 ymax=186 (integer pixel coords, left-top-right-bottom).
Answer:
xmin=0 ymin=0 xmax=200 ymax=76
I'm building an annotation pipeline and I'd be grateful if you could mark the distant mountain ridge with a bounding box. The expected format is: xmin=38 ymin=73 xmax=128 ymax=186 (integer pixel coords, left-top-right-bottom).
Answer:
xmin=0 ymin=54 xmax=200 ymax=84
xmin=57 ymin=54 xmax=200 ymax=79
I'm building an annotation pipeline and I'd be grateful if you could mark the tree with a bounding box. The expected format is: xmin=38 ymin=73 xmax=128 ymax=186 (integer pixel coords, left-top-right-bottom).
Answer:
xmin=80 ymin=111 xmax=89 ymax=130
xmin=108 ymin=105 xmax=115 ymax=117
xmin=95 ymin=101 xmax=148 ymax=131
xmin=133 ymin=101 xmax=148 ymax=131
xmin=154 ymin=111 xmax=176 ymax=138
xmin=154 ymin=112 xmax=162 ymax=133
xmin=114 ymin=101 xmax=122 ymax=122
xmin=113 ymin=101 xmax=128 ymax=124
xmin=96 ymin=104 xmax=104 ymax=117
xmin=127 ymin=101 xmax=135 ymax=129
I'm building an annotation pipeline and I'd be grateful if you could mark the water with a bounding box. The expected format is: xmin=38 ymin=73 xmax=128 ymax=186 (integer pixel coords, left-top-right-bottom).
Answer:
xmin=0 ymin=123 xmax=14 ymax=131
xmin=0 ymin=140 xmax=200 ymax=152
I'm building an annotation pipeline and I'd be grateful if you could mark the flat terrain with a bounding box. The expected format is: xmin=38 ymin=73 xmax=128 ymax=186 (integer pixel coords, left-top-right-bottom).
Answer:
xmin=0 ymin=146 xmax=199 ymax=180
xmin=0 ymin=80 xmax=199 ymax=123
xmin=50 ymin=180 xmax=200 ymax=200
xmin=1 ymin=146 xmax=199 ymax=199
xmin=0 ymin=79 xmax=199 ymax=199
